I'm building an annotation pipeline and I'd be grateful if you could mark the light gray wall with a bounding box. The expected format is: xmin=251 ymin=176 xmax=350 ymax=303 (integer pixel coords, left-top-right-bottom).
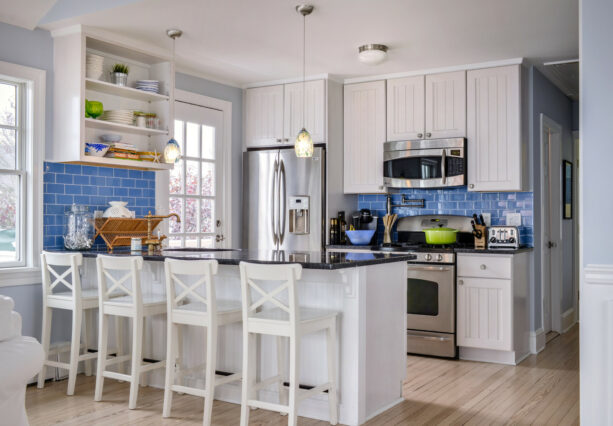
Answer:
xmin=529 ymin=66 xmax=575 ymax=330
xmin=175 ymin=72 xmax=243 ymax=248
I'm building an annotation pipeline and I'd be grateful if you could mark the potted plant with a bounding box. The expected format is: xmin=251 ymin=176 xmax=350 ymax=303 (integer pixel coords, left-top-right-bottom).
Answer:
xmin=110 ymin=63 xmax=129 ymax=86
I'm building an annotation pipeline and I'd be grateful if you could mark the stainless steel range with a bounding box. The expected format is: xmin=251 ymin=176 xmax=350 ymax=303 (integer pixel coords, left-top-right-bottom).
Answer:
xmin=370 ymin=215 xmax=475 ymax=358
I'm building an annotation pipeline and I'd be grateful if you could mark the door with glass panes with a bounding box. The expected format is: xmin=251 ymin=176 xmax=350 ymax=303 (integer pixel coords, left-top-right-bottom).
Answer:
xmin=168 ymin=101 xmax=224 ymax=248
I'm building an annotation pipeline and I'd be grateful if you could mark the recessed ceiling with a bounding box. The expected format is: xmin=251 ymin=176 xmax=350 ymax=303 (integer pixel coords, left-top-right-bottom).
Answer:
xmin=34 ymin=0 xmax=579 ymax=87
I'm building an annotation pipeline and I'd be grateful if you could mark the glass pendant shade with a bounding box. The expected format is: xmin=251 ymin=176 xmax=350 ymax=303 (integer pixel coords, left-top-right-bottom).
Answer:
xmin=163 ymin=138 xmax=181 ymax=163
xmin=295 ymin=128 xmax=313 ymax=157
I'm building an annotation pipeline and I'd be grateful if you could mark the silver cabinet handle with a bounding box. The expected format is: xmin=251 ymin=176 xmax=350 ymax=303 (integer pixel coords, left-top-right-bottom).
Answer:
xmin=407 ymin=333 xmax=452 ymax=342
xmin=458 ymin=279 xmax=464 ymax=285
xmin=480 ymin=264 xmax=487 ymax=270
xmin=469 ymin=184 xmax=475 ymax=189
xmin=283 ymin=138 xmax=289 ymax=142
xmin=426 ymin=132 xmax=432 ymax=138
xmin=417 ymin=133 xmax=423 ymax=138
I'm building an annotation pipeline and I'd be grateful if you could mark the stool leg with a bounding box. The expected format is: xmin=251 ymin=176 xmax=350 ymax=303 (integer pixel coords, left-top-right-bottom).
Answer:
xmin=128 ymin=315 xmax=144 ymax=409
xmin=204 ymin=324 xmax=218 ymax=426
xmin=115 ymin=316 xmax=125 ymax=375
xmin=162 ymin=321 xmax=176 ymax=418
xmin=327 ymin=319 xmax=339 ymax=425
xmin=276 ymin=336 xmax=288 ymax=410
xmin=37 ymin=307 xmax=52 ymax=389
xmin=288 ymin=336 xmax=300 ymax=426
xmin=175 ymin=323 xmax=183 ymax=385
xmin=67 ymin=307 xmax=83 ymax=396
xmin=94 ymin=312 xmax=109 ymax=401
xmin=83 ymin=309 xmax=93 ymax=377
xmin=240 ymin=332 xmax=255 ymax=426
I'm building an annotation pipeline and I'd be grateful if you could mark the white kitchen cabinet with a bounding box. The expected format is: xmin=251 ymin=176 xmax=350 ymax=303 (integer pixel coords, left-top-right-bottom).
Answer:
xmin=245 ymin=85 xmax=285 ymax=147
xmin=425 ymin=71 xmax=466 ymax=139
xmin=343 ymin=81 xmax=386 ymax=194
xmin=457 ymin=252 xmax=530 ymax=365
xmin=467 ymin=65 xmax=527 ymax=191
xmin=386 ymin=76 xmax=425 ymax=141
xmin=284 ymin=79 xmax=326 ymax=143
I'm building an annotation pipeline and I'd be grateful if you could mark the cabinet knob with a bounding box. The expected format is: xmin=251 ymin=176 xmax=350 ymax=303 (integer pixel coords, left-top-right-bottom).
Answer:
xmin=480 ymin=264 xmax=486 ymax=270
xmin=417 ymin=133 xmax=423 ymax=138
xmin=284 ymin=138 xmax=289 ymax=142
xmin=458 ymin=280 xmax=464 ymax=285
xmin=276 ymin=138 xmax=282 ymax=143
xmin=426 ymin=132 xmax=432 ymax=138
xmin=469 ymin=184 xmax=475 ymax=189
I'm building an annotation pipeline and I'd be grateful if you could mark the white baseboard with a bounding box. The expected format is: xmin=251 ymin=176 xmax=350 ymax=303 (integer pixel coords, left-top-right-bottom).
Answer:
xmin=530 ymin=328 xmax=546 ymax=354
xmin=562 ymin=308 xmax=577 ymax=333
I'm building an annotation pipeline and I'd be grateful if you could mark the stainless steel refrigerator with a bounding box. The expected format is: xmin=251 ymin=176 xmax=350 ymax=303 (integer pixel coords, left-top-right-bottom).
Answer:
xmin=243 ymin=146 xmax=325 ymax=251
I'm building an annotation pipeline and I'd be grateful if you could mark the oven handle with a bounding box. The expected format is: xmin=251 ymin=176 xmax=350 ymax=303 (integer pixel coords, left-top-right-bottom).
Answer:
xmin=407 ymin=265 xmax=454 ymax=272
xmin=407 ymin=332 xmax=452 ymax=342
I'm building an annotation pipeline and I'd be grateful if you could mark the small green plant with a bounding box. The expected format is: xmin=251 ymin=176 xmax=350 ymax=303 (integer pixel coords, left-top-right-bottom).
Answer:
xmin=112 ymin=63 xmax=129 ymax=74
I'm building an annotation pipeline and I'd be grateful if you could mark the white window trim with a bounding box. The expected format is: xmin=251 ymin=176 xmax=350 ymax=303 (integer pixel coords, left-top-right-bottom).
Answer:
xmin=0 ymin=60 xmax=45 ymax=287
xmin=156 ymin=89 xmax=233 ymax=248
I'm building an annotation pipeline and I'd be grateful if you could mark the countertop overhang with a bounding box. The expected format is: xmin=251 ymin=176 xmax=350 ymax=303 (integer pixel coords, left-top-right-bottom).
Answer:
xmin=48 ymin=248 xmax=416 ymax=270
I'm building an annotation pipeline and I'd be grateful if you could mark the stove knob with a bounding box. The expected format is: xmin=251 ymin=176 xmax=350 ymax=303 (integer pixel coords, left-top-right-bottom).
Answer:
xmin=437 ymin=254 xmax=443 ymax=262
xmin=509 ymin=237 xmax=516 ymax=243
xmin=425 ymin=254 xmax=432 ymax=261
xmin=490 ymin=237 xmax=497 ymax=243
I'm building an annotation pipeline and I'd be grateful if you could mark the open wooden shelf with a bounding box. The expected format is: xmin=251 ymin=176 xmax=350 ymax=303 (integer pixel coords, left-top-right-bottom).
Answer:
xmin=84 ymin=117 xmax=169 ymax=136
xmin=85 ymin=78 xmax=170 ymax=102
xmin=75 ymin=155 xmax=173 ymax=171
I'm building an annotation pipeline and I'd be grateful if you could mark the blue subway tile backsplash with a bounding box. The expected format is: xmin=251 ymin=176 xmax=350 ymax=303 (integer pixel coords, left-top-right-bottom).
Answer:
xmin=357 ymin=187 xmax=534 ymax=247
xmin=43 ymin=162 xmax=156 ymax=250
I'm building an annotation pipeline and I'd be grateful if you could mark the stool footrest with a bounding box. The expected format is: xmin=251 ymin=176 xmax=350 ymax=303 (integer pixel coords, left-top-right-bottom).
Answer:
xmin=298 ymin=382 xmax=331 ymax=402
xmin=103 ymin=371 xmax=132 ymax=382
xmin=44 ymin=360 xmax=70 ymax=369
xmin=215 ymin=372 xmax=242 ymax=386
xmin=105 ymin=354 xmax=131 ymax=366
xmin=171 ymin=384 xmax=207 ymax=398
xmin=247 ymin=400 xmax=289 ymax=414
xmin=253 ymin=374 xmax=283 ymax=391
xmin=140 ymin=360 xmax=166 ymax=373
xmin=78 ymin=352 xmax=98 ymax=361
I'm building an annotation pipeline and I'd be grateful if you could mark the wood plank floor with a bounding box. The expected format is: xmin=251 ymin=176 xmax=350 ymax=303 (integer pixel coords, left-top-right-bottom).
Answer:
xmin=25 ymin=325 xmax=578 ymax=425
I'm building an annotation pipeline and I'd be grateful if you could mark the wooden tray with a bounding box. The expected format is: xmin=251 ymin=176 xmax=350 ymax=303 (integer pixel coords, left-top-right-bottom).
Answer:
xmin=94 ymin=217 xmax=164 ymax=252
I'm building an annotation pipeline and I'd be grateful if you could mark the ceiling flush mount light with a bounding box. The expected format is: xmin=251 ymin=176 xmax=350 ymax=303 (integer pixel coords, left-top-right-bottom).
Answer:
xmin=164 ymin=28 xmax=183 ymax=163
xmin=358 ymin=44 xmax=389 ymax=65
xmin=295 ymin=4 xmax=314 ymax=158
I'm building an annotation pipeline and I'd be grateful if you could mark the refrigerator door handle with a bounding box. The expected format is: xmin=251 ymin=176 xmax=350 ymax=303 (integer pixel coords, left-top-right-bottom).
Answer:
xmin=271 ymin=158 xmax=279 ymax=245
xmin=279 ymin=159 xmax=287 ymax=245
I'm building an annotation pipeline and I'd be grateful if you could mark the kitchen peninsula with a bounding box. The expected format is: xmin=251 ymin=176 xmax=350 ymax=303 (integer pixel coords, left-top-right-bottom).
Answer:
xmin=59 ymin=248 xmax=412 ymax=426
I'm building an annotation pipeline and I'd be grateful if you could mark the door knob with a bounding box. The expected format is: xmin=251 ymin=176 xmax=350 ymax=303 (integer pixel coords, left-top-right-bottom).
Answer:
xmin=480 ymin=264 xmax=486 ymax=270
xmin=469 ymin=184 xmax=475 ymax=189
xmin=216 ymin=234 xmax=225 ymax=242
xmin=458 ymin=280 xmax=464 ymax=285
xmin=425 ymin=132 xmax=432 ymax=138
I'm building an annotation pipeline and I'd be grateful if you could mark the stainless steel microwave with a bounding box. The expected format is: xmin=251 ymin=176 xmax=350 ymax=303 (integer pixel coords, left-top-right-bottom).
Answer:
xmin=383 ymin=138 xmax=466 ymax=188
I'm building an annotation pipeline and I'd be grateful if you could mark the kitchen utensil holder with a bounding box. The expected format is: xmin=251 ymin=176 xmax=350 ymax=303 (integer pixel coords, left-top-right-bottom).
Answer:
xmin=474 ymin=224 xmax=487 ymax=249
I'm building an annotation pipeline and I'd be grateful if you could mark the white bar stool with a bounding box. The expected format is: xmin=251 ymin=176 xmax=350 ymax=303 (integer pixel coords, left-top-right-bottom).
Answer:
xmin=239 ymin=262 xmax=339 ymax=426
xmin=94 ymin=255 xmax=166 ymax=409
xmin=37 ymin=252 xmax=99 ymax=395
xmin=162 ymin=258 xmax=242 ymax=425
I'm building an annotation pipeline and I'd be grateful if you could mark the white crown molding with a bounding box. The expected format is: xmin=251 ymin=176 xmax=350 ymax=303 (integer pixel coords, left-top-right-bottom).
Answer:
xmin=585 ymin=264 xmax=613 ymax=285
xmin=174 ymin=64 xmax=243 ymax=89
xmin=243 ymin=73 xmax=333 ymax=89
xmin=343 ymin=57 xmax=525 ymax=84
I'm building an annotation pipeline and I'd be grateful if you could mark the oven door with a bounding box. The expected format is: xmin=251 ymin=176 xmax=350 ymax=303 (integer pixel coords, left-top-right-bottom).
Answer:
xmin=406 ymin=263 xmax=455 ymax=333
xmin=383 ymin=147 xmax=465 ymax=188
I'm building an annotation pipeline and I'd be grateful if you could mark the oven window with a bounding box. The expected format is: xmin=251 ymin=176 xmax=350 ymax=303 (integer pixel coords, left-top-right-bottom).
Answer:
xmin=384 ymin=157 xmax=442 ymax=180
xmin=407 ymin=278 xmax=439 ymax=316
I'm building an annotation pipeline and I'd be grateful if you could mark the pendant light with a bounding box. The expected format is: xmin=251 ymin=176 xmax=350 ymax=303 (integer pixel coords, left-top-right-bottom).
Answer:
xmin=164 ymin=28 xmax=183 ymax=163
xmin=294 ymin=4 xmax=314 ymax=158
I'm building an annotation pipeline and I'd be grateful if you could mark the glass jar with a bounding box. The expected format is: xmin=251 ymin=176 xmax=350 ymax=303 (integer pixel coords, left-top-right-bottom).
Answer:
xmin=64 ymin=204 xmax=94 ymax=250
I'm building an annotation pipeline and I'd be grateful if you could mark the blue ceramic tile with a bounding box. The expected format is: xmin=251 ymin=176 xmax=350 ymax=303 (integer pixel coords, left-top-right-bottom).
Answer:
xmin=46 ymin=163 xmax=64 ymax=173
xmin=64 ymin=164 xmax=82 ymax=175
xmin=46 ymin=183 xmax=64 ymax=194
xmin=98 ymin=167 xmax=114 ymax=177
xmin=43 ymin=173 xmax=55 ymax=183
xmin=113 ymin=168 xmax=129 ymax=177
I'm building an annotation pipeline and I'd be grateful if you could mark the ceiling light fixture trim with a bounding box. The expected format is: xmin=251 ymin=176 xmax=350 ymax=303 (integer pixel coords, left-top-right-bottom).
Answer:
xmin=358 ymin=43 xmax=389 ymax=65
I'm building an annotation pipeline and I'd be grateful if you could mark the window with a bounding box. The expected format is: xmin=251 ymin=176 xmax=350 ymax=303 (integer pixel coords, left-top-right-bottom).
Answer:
xmin=0 ymin=60 xmax=44 ymax=284
xmin=0 ymin=80 xmax=24 ymax=266
xmin=168 ymin=116 xmax=218 ymax=248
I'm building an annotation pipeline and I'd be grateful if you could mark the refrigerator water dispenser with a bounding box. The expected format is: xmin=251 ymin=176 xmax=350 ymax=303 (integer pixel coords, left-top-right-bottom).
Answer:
xmin=289 ymin=196 xmax=310 ymax=235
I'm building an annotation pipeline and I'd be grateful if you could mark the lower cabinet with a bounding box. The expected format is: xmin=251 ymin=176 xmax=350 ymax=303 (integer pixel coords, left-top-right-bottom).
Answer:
xmin=456 ymin=252 xmax=530 ymax=365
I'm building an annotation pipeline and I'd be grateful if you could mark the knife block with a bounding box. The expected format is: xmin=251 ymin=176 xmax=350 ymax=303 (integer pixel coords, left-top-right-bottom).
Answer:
xmin=474 ymin=224 xmax=487 ymax=249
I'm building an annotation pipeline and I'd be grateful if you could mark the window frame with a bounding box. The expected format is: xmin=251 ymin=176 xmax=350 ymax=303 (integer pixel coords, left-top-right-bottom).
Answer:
xmin=0 ymin=60 xmax=45 ymax=287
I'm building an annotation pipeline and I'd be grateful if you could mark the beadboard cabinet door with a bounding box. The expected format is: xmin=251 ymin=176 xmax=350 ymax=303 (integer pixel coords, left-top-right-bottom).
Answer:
xmin=343 ymin=81 xmax=386 ymax=194
xmin=457 ymin=276 xmax=512 ymax=351
xmin=245 ymin=85 xmax=285 ymax=148
xmin=386 ymin=76 xmax=425 ymax=141
xmin=425 ymin=71 xmax=466 ymax=139
xmin=467 ymin=65 xmax=523 ymax=191
xmin=284 ymin=80 xmax=326 ymax=144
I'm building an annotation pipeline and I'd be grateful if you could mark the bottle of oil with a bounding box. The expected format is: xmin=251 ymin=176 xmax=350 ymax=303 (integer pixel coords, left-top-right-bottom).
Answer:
xmin=330 ymin=218 xmax=338 ymax=245
xmin=338 ymin=211 xmax=347 ymax=245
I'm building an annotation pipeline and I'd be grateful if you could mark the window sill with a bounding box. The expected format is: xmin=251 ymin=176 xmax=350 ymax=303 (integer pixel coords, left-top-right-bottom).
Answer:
xmin=0 ymin=267 xmax=41 ymax=287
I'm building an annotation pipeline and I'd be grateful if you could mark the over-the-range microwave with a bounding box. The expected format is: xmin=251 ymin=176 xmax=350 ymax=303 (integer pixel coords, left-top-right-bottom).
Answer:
xmin=383 ymin=138 xmax=466 ymax=189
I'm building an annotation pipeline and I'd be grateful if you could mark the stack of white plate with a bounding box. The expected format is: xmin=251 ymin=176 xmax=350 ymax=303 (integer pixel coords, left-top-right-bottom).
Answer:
xmin=86 ymin=54 xmax=104 ymax=80
xmin=99 ymin=110 xmax=134 ymax=125
xmin=135 ymin=80 xmax=160 ymax=93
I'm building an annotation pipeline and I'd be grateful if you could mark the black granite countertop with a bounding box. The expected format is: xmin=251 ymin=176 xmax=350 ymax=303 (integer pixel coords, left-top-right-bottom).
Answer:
xmin=49 ymin=248 xmax=416 ymax=270
xmin=327 ymin=245 xmax=534 ymax=255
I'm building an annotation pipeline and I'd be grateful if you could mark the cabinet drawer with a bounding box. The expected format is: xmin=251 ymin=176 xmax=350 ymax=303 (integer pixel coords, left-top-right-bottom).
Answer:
xmin=457 ymin=255 xmax=512 ymax=279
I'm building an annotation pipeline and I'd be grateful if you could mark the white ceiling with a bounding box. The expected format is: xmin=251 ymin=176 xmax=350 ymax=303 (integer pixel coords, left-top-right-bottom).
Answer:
xmin=32 ymin=0 xmax=579 ymax=87
xmin=0 ymin=0 xmax=56 ymax=30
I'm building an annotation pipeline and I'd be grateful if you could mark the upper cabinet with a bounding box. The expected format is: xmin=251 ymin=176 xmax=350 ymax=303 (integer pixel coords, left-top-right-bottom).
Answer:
xmin=50 ymin=28 xmax=174 ymax=171
xmin=467 ymin=65 xmax=526 ymax=192
xmin=425 ymin=71 xmax=466 ymax=139
xmin=245 ymin=80 xmax=326 ymax=148
xmin=386 ymin=71 xmax=466 ymax=142
xmin=386 ymin=76 xmax=425 ymax=140
xmin=343 ymin=81 xmax=386 ymax=194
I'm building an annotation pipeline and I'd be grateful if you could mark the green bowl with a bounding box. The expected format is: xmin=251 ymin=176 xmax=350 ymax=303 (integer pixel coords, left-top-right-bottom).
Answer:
xmin=423 ymin=227 xmax=458 ymax=245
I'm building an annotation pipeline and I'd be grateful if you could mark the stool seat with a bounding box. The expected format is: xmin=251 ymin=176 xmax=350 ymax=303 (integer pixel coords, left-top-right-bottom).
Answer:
xmin=50 ymin=288 xmax=100 ymax=300
xmin=176 ymin=299 xmax=242 ymax=313
xmin=252 ymin=307 xmax=337 ymax=323
xmin=106 ymin=293 xmax=166 ymax=306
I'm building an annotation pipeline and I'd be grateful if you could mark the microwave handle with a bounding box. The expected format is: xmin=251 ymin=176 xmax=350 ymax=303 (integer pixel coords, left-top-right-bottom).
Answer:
xmin=441 ymin=149 xmax=446 ymax=185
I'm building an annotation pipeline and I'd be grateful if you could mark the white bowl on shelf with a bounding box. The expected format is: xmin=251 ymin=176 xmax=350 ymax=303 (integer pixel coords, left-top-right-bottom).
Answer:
xmin=100 ymin=134 xmax=122 ymax=143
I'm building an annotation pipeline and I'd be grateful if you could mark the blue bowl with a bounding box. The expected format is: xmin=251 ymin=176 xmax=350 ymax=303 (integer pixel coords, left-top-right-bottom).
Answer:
xmin=345 ymin=230 xmax=376 ymax=246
